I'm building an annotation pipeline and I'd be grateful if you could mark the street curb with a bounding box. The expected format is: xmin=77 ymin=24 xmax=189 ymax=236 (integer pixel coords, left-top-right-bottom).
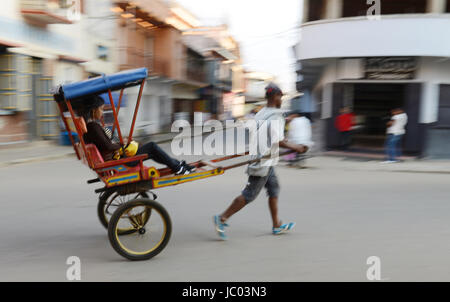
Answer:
xmin=0 ymin=153 xmax=75 ymax=168
xmin=377 ymin=169 xmax=450 ymax=174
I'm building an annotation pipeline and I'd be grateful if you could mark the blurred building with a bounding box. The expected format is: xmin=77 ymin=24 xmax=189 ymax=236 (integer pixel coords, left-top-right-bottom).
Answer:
xmin=113 ymin=0 xmax=181 ymax=135
xmin=183 ymin=25 xmax=245 ymax=121
xmin=112 ymin=1 xmax=244 ymax=133
xmin=295 ymin=0 xmax=450 ymax=157
xmin=244 ymin=71 xmax=275 ymax=114
xmin=167 ymin=1 xmax=209 ymax=125
xmin=0 ymin=0 xmax=117 ymax=145
xmin=0 ymin=0 xmax=248 ymax=145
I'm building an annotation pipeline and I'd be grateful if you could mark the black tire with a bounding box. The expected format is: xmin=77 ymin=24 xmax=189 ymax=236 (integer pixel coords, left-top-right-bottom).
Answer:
xmin=108 ymin=198 xmax=172 ymax=261
xmin=98 ymin=191 xmax=150 ymax=235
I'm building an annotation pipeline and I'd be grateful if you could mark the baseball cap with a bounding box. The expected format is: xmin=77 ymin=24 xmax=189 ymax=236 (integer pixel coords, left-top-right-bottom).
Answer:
xmin=265 ymin=82 xmax=283 ymax=98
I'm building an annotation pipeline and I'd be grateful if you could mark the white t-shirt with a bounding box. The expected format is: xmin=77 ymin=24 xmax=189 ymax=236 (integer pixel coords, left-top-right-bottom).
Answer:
xmin=287 ymin=116 xmax=314 ymax=148
xmin=387 ymin=113 xmax=408 ymax=135
xmin=247 ymin=107 xmax=285 ymax=177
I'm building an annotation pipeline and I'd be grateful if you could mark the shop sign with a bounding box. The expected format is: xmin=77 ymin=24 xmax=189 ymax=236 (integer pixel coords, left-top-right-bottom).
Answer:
xmin=365 ymin=57 xmax=417 ymax=80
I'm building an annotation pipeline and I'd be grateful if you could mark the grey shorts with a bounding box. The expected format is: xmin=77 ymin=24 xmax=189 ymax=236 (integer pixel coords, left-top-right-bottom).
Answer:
xmin=242 ymin=167 xmax=280 ymax=204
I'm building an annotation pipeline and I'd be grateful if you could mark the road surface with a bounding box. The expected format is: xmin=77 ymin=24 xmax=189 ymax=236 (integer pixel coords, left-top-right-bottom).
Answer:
xmin=1 ymin=148 xmax=450 ymax=281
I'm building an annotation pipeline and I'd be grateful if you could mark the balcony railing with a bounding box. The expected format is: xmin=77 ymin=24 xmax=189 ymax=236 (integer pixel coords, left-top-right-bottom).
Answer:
xmin=118 ymin=47 xmax=169 ymax=77
xmin=20 ymin=0 xmax=80 ymax=24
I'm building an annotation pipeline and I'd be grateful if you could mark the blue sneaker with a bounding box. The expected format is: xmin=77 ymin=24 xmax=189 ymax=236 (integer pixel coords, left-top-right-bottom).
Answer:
xmin=272 ymin=222 xmax=296 ymax=235
xmin=213 ymin=215 xmax=229 ymax=240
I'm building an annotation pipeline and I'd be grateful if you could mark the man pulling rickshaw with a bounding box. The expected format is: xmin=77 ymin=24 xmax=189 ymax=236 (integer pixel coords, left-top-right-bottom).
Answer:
xmin=53 ymin=68 xmax=304 ymax=261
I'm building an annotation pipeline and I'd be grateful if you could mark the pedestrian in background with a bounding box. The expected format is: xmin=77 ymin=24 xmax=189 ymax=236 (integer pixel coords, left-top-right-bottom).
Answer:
xmin=383 ymin=108 xmax=408 ymax=163
xmin=284 ymin=110 xmax=314 ymax=164
xmin=335 ymin=107 xmax=355 ymax=150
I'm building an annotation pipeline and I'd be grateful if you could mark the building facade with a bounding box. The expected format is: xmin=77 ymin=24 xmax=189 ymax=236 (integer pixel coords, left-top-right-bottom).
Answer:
xmin=244 ymin=71 xmax=275 ymax=113
xmin=0 ymin=0 xmax=117 ymax=145
xmin=295 ymin=0 xmax=450 ymax=157
xmin=183 ymin=25 xmax=244 ymax=121
xmin=167 ymin=2 xmax=208 ymax=124
xmin=0 ymin=0 xmax=246 ymax=145
xmin=112 ymin=0 xmax=179 ymax=136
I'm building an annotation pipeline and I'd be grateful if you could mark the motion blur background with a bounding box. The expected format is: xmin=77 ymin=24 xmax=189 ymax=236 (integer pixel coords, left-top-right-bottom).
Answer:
xmin=2 ymin=0 xmax=450 ymax=282
xmin=0 ymin=0 xmax=449 ymax=159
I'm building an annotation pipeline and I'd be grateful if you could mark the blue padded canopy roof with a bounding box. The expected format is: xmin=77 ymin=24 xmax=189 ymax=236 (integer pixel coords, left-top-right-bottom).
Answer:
xmin=99 ymin=91 xmax=124 ymax=108
xmin=60 ymin=68 xmax=147 ymax=100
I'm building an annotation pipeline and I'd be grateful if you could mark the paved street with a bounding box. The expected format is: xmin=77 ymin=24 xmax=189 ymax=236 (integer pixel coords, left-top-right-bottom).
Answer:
xmin=1 ymin=146 xmax=450 ymax=281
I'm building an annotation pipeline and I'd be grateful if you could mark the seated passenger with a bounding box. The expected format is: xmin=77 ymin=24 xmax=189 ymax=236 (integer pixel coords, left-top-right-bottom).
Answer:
xmin=79 ymin=95 xmax=195 ymax=175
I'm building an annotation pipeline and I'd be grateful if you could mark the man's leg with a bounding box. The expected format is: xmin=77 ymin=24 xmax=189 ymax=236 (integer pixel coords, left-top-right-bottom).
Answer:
xmin=345 ymin=131 xmax=352 ymax=149
xmin=266 ymin=168 xmax=295 ymax=234
xmin=339 ymin=132 xmax=344 ymax=150
xmin=388 ymin=135 xmax=397 ymax=161
xmin=393 ymin=135 xmax=402 ymax=161
xmin=214 ymin=195 xmax=246 ymax=240
xmin=385 ymin=135 xmax=393 ymax=161
xmin=268 ymin=196 xmax=280 ymax=228
xmin=265 ymin=168 xmax=281 ymax=228
xmin=220 ymin=195 xmax=247 ymax=223
xmin=221 ymin=174 xmax=266 ymax=222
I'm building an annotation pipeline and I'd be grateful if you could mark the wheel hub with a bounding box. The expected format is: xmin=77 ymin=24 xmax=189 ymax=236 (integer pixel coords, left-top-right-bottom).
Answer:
xmin=138 ymin=228 xmax=146 ymax=235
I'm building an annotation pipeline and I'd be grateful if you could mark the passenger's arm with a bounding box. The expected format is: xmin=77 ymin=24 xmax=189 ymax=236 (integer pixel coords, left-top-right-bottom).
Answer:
xmin=87 ymin=122 xmax=121 ymax=153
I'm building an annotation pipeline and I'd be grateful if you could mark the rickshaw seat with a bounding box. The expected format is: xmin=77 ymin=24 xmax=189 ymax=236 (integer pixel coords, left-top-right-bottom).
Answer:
xmin=70 ymin=112 xmax=148 ymax=172
xmin=85 ymin=143 xmax=148 ymax=171
xmin=79 ymin=127 xmax=148 ymax=171
xmin=93 ymin=154 xmax=148 ymax=170
xmin=86 ymin=144 xmax=105 ymax=167
xmin=73 ymin=116 xmax=87 ymax=134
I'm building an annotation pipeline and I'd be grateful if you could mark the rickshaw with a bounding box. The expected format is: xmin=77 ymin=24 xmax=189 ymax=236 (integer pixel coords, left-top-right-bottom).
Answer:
xmin=53 ymin=68 xmax=262 ymax=261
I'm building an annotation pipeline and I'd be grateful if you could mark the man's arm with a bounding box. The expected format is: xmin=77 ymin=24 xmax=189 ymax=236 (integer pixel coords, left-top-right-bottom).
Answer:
xmin=387 ymin=115 xmax=398 ymax=128
xmin=279 ymin=139 xmax=308 ymax=154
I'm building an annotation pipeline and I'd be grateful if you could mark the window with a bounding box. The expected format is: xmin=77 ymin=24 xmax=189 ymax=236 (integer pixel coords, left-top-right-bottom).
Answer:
xmin=18 ymin=75 xmax=32 ymax=92
xmin=308 ymin=0 xmax=326 ymax=21
xmin=97 ymin=45 xmax=109 ymax=61
xmin=0 ymin=74 xmax=16 ymax=90
xmin=437 ymin=85 xmax=450 ymax=128
xmin=159 ymin=96 xmax=171 ymax=129
xmin=343 ymin=0 xmax=426 ymax=17
xmin=381 ymin=0 xmax=426 ymax=14
xmin=0 ymin=93 xmax=16 ymax=109
xmin=0 ymin=55 xmax=14 ymax=72
xmin=342 ymin=0 xmax=367 ymax=17
xmin=59 ymin=0 xmax=74 ymax=9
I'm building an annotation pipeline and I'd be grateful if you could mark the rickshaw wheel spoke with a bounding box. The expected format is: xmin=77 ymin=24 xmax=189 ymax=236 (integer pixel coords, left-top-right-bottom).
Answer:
xmin=108 ymin=198 xmax=171 ymax=261
xmin=98 ymin=191 xmax=151 ymax=235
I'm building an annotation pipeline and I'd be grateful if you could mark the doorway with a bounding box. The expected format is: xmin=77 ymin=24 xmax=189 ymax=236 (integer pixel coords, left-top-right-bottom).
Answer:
xmin=351 ymin=83 xmax=405 ymax=151
xmin=327 ymin=82 xmax=423 ymax=155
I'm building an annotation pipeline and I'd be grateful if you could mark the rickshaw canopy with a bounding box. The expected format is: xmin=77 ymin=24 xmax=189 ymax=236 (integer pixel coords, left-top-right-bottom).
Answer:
xmin=53 ymin=67 xmax=148 ymax=156
xmin=54 ymin=67 xmax=147 ymax=103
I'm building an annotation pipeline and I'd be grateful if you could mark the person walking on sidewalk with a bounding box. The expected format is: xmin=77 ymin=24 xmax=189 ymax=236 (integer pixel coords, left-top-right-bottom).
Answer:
xmin=213 ymin=83 xmax=308 ymax=240
xmin=383 ymin=108 xmax=408 ymax=163
xmin=284 ymin=110 xmax=314 ymax=165
xmin=335 ymin=107 xmax=355 ymax=150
